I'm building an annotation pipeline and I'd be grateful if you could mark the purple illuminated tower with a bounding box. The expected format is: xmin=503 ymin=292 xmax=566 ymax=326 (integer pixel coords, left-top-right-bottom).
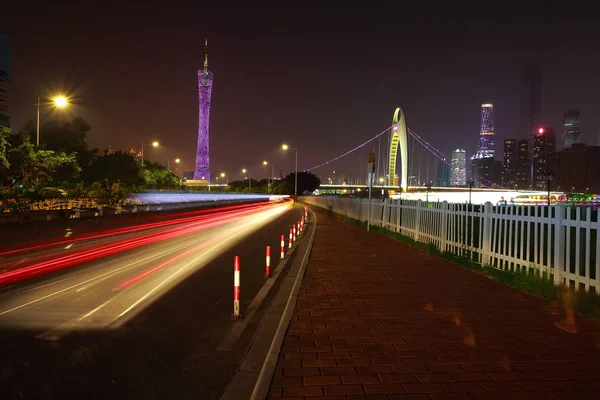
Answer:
xmin=194 ymin=38 xmax=213 ymax=181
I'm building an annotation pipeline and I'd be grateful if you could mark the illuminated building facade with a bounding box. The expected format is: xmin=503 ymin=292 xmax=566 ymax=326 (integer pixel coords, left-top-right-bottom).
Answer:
xmin=194 ymin=39 xmax=213 ymax=181
xmin=516 ymin=139 xmax=531 ymax=189
xmin=503 ymin=139 xmax=517 ymax=188
xmin=562 ymin=109 xmax=580 ymax=149
xmin=532 ymin=127 xmax=556 ymax=190
xmin=451 ymin=149 xmax=466 ymax=186
xmin=473 ymin=103 xmax=495 ymax=159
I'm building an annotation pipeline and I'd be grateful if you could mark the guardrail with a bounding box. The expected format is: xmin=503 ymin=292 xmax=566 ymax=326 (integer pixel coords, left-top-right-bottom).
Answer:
xmin=300 ymin=196 xmax=600 ymax=292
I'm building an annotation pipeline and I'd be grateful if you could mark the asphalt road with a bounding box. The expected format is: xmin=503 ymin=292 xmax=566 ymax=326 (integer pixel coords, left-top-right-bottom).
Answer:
xmin=0 ymin=199 xmax=304 ymax=399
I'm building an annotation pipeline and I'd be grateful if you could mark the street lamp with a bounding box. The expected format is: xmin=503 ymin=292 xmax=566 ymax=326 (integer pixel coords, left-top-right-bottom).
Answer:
xmin=467 ymin=180 xmax=475 ymax=207
xmin=221 ymin=172 xmax=228 ymax=185
xmin=167 ymin=158 xmax=180 ymax=171
xmin=545 ymin=171 xmax=554 ymax=207
xmin=242 ymin=168 xmax=251 ymax=190
xmin=36 ymin=95 xmax=70 ymax=146
xmin=282 ymin=144 xmax=298 ymax=196
xmin=141 ymin=141 xmax=159 ymax=167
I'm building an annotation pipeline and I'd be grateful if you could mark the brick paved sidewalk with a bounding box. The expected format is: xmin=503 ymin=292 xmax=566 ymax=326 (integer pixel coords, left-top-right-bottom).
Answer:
xmin=267 ymin=207 xmax=600 ymax=400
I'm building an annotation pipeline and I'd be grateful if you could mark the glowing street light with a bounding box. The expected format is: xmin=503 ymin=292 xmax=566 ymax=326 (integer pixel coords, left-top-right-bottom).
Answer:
xmin=141 ymin=140 xmax=159 ymax=167
xmin=242 ymin=168 xmax=252 ymax=190
xmin=53 ymin=96 xmax=69 ymax=108
xmin=282 ymin=144 xmax=298 ymax=196
xmin=220 ymin=172 xmax=228 ymax=185
xmin=36 ymin=94 xmax=70 ymax=146
xmin=167 ymin=157 xmax=180 ymax=171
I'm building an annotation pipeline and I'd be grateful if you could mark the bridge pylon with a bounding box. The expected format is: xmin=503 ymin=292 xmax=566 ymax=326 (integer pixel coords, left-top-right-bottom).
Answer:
xmin=388 ymin=107 xmax=408 ymax=192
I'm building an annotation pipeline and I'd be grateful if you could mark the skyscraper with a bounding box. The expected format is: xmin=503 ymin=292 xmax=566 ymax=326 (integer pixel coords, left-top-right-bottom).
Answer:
xmin=473 ymin=103 xmax=495 ymax=159
xmin=516 ymin=139 xmax=531 ymax=189
xmin=532 ymin=127 xmax=556 ymax=190
xmin=562 ymin=109 xmax=580 ymax=149
xmin=520 ymin=64 xmax=542 ymax=139
xmin=503 ymin=139 xmax=517 ymax=188
xmin=0 ymin=33 xmax=11 ymax=128
xmin=194 ymin=39 xmax=213 ymax=181
xmin=435 ymin=159 xmax=450 ymax=187
xmin=451 ymin=149 xmax=466 ymax=186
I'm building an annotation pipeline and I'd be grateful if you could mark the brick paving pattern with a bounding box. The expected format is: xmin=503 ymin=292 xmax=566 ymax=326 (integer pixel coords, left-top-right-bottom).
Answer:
xmin=267 ymin=208 xmax=600 ymax=399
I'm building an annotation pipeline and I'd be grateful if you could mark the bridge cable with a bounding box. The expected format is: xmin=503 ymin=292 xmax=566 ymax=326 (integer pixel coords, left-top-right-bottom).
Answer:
xmin=304 ymin=125 xmax=392 ymax=172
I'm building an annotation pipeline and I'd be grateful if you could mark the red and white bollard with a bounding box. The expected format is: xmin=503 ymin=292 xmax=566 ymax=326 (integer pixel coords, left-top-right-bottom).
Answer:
xmin=234 ymin=256 xmax=241 ymax=318
xmin=289 ymin=228 xmax=293 ymax=249
xmin=280 ymin=235 xmax=285 ymax=259
xmin=304 ymin=207 xmax=308 ymax=219
xmin=301 ymin=216 xmax=304 ymax=232
xmin=293 ymin=224 xmax=297 ymax=242
xmin=297 ymin=221 xmax=301 ymax=236
xmin=266 ymin=246 xmax=271 ymax=278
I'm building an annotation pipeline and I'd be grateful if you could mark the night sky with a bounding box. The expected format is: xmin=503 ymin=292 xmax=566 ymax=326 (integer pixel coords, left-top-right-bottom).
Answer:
xmin=1 ymin=4 xmax=599 ymax=181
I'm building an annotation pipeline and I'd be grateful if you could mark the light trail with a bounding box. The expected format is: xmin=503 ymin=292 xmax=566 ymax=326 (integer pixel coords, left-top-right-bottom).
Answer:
xmin=0 ymin=198 xmax=294 ymax=333
xmin=0 ymin=199 xmax=292 ymax=287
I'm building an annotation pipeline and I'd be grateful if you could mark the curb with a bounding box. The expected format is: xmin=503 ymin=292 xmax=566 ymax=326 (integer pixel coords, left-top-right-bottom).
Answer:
xmin=219 ymin=207 xmax=317 ymax=400
xmin=250 ymin=208 xmax=317 ymax=399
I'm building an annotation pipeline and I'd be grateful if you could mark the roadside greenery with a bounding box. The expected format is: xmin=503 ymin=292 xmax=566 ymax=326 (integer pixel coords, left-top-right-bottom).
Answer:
xmin=0 ymin=120 xmax=182 ymax=209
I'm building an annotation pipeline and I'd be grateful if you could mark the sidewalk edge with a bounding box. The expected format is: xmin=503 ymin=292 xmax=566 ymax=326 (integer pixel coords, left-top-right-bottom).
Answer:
xmin=249 ymin=208 xmax=317 ymax=400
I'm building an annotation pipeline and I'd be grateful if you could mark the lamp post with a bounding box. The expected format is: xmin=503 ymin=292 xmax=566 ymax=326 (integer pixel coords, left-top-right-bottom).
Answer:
xmin=167 ymin=158 xmax=180 ymax=172
xmin=425 ymin=183 xmax=431 ymax=205
xmin=282 ymin=144 xmax=298 ymax=196
xmin=242 ymin=168 xmax=251 ymax=190
xmin=467 ymin=180 xmax=475 ymax=208
xmin=36 ymin=95 xmax=69 ymax=147
xmin=545 ymin=171 xmax=554 ymax=207
xmin=220 ymin=172 xmax=228 ymax=185
xmin=263 ymin=161 xmax=269 ymax=193
xmin=141 ymin=141 xmax=159 ymax=168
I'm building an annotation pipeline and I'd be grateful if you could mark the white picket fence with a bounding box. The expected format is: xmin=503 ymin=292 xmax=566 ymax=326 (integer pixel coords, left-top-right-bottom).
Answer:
xmin=300 ymin=196 xmax=600 ymax=292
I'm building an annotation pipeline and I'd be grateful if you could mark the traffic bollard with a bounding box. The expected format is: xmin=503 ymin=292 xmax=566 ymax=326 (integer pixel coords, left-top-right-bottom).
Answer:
xmin=266 ymin=246 xmax=271 ymax=278
xmin=293 ymin=224 xmax=297 ymax=242
xmin=289 ymin=228 xmax=293 ymax=249
xmin=280 ymin=235 xmax=285 ymax=259
xmin=234 ymin=256 xmax=240 ymax=318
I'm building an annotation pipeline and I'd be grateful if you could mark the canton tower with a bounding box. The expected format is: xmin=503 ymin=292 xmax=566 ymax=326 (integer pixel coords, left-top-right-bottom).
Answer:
xmin=194 ymin=38 xmax=213 ymax=181
xmin=473 ymin=103 xmax=495 ymax=159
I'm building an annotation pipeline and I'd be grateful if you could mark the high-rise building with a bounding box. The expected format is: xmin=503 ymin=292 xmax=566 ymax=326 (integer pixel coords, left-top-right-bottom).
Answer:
xmin=532 ymin=127 xmax=556 ymax=190
xmin=520 ymin=64 xmax=542 ymax=139
xmin=451 ymin=149 xmax=466 ymax=186
xmin=562 ymin=109 xmax=580 ymax=149
xmin=516 ymin=139 xmax=531 ymax=190
xmin=435 ymin=159 xmax=450 ymax=187
xmin=472 ymin=157 xmax=497 ymax=188
xmin=473 ymin=103 xmax=495 ymax=159
xmin=194 ymin=39 xmax=213 ymax=181
xmin=503 ymin=139 xmax=517 ymax=188
xmin=557 ymin=144 xmax=600 ymax=193
xmin=0 ymin=33 xmax=11 ymax=128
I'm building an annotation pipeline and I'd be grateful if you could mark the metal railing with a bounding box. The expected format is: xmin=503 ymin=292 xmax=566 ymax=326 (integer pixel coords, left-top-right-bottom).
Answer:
xmin=301 ymin=196 xmax=600 ymax=292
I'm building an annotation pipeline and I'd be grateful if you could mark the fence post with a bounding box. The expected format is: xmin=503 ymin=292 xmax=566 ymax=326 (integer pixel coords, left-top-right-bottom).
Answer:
xmin=553 ymin=205 xmax=565 ymax=285
xmin=382 ymin=198 xmax=389 ymax=229
xmin=440 ymin=201 xmax=448 ymax=253
xmin=415 ymin=200 xmax=422 ymax=242
xmin=481 ymin=202 xmax=493 ymax=266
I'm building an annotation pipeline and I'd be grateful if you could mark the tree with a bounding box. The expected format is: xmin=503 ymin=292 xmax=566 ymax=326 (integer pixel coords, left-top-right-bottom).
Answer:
xmin=0 ymin=125 xmax=10 ymax=173
xmin=282 ymin=171 xmax=320 ymax=195
xmin=24 ymin=117 xmax=98 ymax=168
xmin=142 ymin=161 xmax=181 ymax=189
xmin=83 ymin=150 xmax=144 ymax=188
xmin=3 ymin=132 xmax=80 ymax=185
